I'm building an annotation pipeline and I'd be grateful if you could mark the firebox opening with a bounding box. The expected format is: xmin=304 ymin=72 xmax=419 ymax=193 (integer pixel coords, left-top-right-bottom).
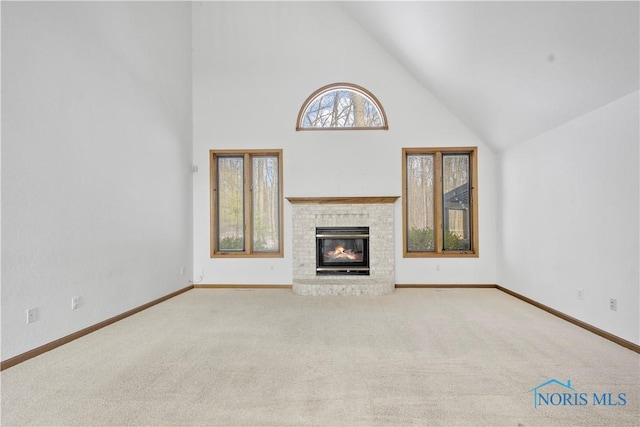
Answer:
xmin=316 ymin=226 xmax=370 ymax=276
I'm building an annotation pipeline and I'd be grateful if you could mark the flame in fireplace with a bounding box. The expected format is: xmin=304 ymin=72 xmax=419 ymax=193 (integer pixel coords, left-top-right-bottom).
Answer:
xmin=324 ymin=245 xmax=361 ymax=261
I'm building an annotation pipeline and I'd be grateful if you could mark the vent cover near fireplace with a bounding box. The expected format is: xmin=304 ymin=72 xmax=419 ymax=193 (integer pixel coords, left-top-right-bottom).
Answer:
xmin=316 ymin=226 xmax=370 ymax=275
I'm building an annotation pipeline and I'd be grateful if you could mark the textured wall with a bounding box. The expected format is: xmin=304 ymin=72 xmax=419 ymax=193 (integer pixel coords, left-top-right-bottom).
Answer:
xmin=1 ymin=2 xmax=193 ymax=360
xmin=497 ymin=91 xmax=640 ymax=345
xmin=191 ymin=1 xmax=498 ymax=286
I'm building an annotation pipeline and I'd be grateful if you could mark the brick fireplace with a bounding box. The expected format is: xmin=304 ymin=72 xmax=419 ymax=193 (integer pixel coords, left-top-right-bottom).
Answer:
xmin=287 ymin=197 xmax=399 ymax=296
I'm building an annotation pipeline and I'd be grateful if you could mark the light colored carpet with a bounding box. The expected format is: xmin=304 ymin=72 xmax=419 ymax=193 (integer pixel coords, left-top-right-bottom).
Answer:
xmin=1 ymin=288 xmax=638 ymax=426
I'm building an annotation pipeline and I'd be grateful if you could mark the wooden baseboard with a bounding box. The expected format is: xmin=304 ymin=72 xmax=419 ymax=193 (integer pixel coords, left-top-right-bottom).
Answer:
xmin=0 ymin=285 xmax=194 ymax=371
xmin=3 ymin=283 xmax=636 ymax=371
xmin=194 ymin=284 xmax=292 ymax=289
xmin=396 ymin=284 xmax=639 ymax=353
xmin=395 ymin=284 xmax=496 ymax=289
xmin=496 ymin=285 xmax=640 ymax=354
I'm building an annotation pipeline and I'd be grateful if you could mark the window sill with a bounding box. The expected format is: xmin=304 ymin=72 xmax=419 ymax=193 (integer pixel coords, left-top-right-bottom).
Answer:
xmin=211 ymin=252 xmax=284 ymax=259
xmin=403 ymin=251 xmax=479 ymax=258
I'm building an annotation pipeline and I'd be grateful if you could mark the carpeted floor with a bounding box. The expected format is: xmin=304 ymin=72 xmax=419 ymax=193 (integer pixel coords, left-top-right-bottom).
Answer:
xmin=1 ymin=288 xmax=638 ymax=426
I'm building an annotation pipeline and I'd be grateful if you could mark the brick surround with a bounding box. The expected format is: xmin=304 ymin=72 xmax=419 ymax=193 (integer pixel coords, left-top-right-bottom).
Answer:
xmin=288 ymin=197 xmax=398 ymax=296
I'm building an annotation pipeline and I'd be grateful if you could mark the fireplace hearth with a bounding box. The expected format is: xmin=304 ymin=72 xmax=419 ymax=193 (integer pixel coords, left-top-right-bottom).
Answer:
xmin=316 ymin=227 xmax=369 ymax=275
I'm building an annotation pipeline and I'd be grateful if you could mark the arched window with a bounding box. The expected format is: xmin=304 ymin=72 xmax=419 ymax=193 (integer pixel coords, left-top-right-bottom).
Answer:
xmin=296 ymin=83 xmax=388 ymax=130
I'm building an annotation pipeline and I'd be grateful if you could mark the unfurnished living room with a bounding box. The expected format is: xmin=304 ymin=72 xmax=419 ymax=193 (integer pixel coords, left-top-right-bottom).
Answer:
xmin=1 ymin=1 xmax=638 ymax=426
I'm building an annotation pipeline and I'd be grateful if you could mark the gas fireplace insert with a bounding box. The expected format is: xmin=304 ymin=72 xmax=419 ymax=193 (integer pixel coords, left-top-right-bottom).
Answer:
xmin=316 ymin=226 xmax=370 ymax=275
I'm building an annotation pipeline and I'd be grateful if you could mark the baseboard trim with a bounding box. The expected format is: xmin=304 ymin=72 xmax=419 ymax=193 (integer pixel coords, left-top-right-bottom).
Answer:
xmin=0 ymin=285 xmax=194 ymax=371
xmin=395 ymin=284 xmax=496 ymax=289
xmin=496 ymin=285 xmax=640 ymax=354
xmin=3 ymin=283 xmax=637 ymax=370
xmin=395 ymin=284 xmax=639 ymax=353
xmin=194 ymin=284 xmax=293 ymax=289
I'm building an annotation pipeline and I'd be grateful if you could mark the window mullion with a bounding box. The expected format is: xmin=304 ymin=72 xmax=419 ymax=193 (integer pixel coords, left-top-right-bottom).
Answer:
xmin=434 ymin=152 xmax=443 ymax=254
xmin=244 ymin=153 xmax=253 ymax=254
xmin=210 ymin=153 xmax=218 ymax=257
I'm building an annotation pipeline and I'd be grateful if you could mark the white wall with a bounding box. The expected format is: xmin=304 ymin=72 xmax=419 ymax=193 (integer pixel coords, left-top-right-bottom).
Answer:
xmin=4 ymin=0 xmax=631 ymax=360
xmin=192 ymin=2 xmax=498 ymax=285
xmin=497 ymin=91 xmax=640 ymax=345
xmin=1 ymin=2 xmax=193 ymax=360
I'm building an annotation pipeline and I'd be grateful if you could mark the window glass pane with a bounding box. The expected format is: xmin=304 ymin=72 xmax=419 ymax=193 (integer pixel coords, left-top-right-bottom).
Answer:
xmin=252 ymin=156 xmax=279 ymax=252
xmin=443 ymin=154 xmax=471 ymax=251
xmin=406 ymin=154 xmax=435 ymax=251
xmin=217 ymin=157 xmax=244 ymax=251
xmin=302 ymin=89 xmax=383 ymax=128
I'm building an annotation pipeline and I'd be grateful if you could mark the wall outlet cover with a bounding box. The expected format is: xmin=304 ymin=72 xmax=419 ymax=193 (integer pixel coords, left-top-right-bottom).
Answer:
xmin=26 ymin=308 xmax=37 ymax=323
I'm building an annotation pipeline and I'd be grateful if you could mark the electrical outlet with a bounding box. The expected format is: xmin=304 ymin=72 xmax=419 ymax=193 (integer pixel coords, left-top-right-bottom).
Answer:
xmin=577 ymin=288 xmax=584 ymax=300
xmin=180 ymin=266 xmax=185 ymax=276
xmin=71 ymin=296 xmax=80 ymax=310
xmin=26 ymin=308 xmax=37 ymax=324
xmin=609 ymin=298 xmax=617 ymax=311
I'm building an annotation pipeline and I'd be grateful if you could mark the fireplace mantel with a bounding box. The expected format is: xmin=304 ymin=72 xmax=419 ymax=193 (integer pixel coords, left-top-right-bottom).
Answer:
xmin=286 ymin=196 xmax=399 ymax=205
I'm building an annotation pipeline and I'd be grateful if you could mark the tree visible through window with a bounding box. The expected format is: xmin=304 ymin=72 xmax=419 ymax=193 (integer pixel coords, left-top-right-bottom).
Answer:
xmin=211 ymin=150 xmax=283 ymax=257
xmin=403 ymin=147 xmax=478 ymax=257
xmin=297 ymin=83 xmax=388 ymax=130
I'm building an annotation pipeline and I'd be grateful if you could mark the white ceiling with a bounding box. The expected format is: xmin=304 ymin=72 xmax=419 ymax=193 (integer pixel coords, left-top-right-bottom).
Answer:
xmin=340 ymin=1 xmax=639 ymax=151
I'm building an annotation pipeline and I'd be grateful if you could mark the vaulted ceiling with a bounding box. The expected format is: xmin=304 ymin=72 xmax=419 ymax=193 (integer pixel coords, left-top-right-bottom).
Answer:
xmin=340 ymin=1 xmax=639 ymax=151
